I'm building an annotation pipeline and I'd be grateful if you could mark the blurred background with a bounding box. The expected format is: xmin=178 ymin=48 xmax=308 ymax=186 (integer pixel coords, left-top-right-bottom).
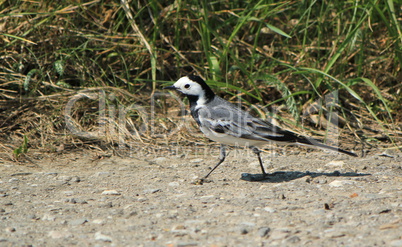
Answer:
xmin=0 ymin=0 xmax=401 ymax=157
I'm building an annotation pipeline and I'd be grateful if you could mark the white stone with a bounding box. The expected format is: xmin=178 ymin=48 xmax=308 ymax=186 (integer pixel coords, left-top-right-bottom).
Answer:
xmin=190 ymin=158 xmax=204 ymax=163
xmin=95 ymin=231 xmax=112 ymax=242
xmin=325 ymin=161 xmax=345 ymax=168
xmin=153 ymin=157 xmax=167 ymax=164
xmin=48 ymin=230 xmax=73 ymax=239
xmin=168 ymin=182 xmax=179 ymax=187
xmin=101 ymin=190 xmax=121 ymax=195
xmin=92 ymin=219 xmax=105 ymax=224
xmin=329 ymin=180 xmax=355 ymax=187
xmin=263 ymin=207 xmax=276 ymax=213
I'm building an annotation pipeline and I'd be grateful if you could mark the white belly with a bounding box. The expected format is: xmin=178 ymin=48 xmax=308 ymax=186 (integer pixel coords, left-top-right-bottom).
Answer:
xmin=199 ymin=126 xmax=267 ymax=147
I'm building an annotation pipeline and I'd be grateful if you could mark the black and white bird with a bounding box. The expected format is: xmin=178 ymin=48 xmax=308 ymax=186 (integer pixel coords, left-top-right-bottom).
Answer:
xmin=164 ymin=75 xmax=357 ymax=181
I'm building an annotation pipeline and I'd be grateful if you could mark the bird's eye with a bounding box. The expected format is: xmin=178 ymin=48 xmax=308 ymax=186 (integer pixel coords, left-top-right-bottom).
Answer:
xmin=184 ymin=84 xmax=190 ymax=89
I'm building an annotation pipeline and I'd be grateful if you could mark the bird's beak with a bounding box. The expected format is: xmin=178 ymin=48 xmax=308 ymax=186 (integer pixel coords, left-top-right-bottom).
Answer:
xmin=163 ymin=85 xmax=177 ymax=90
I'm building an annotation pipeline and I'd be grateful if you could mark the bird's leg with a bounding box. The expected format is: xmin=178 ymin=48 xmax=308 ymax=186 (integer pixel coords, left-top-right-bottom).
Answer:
xmin=193 ymin=145 xmax=226 ymax=185
xmin=203 ymin=144 xmax=226 ymax=179
xmin=250 ymin=146 xmax=267 ymax=176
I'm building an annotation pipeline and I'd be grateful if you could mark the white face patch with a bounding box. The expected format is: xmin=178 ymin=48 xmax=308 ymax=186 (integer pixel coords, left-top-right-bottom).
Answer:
xmin=173 ymin=76 xmax=205 ymax=98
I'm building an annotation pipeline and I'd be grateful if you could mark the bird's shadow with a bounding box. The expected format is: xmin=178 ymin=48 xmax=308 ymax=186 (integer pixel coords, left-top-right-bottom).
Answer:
xmin=240 ymin=170 xmax=371 ymax=183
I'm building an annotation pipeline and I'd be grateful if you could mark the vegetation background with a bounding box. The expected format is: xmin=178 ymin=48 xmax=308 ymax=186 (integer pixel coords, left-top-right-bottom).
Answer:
xmin=0 ymin=0 xmax=401 ymax=157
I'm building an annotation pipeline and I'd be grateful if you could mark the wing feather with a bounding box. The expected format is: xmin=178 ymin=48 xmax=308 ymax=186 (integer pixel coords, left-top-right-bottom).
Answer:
xmin=196 ymin=105 xmax=299 ymax=143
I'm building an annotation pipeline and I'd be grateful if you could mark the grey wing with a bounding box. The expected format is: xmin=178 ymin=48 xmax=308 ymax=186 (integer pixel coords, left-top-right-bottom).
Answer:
xmin=197 ymin=105 xmax=287 ymax=142
xmin=248 ymin=118 xmax=304 ymax=143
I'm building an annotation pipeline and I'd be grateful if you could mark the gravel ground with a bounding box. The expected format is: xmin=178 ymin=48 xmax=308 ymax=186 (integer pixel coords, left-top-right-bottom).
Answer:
xmin=0 ymin=147 xmax=401 ymax=246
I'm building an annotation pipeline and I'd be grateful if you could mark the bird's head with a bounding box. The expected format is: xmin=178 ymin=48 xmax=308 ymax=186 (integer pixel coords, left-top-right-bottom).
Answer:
xmin=164 ymin=75 xmax=215 ymax=100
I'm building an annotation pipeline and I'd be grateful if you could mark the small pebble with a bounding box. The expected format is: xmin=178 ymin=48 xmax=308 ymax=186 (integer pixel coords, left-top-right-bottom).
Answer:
xmin=328 ymin=180 xmax=355 ymax=187
xmin=177 ymin=242 xmax=198 ymax=247
xmin=325 ymin=161 xmax=345 ymax=168
xmin=240 ymin=227 xmax=248 ymax=235
xmin=238 ymin=222 xmax=255 ymax=235
xmin=69 ymin=218 xmax=87 ymax=225
xmin=190 ymin=158 xmax=204 ymax=163
xmin=92 ymin=219 xmax=105 ymax=224
xmin=42 ymin=214 xmax=56 ymax=221
xmin=70 ymin=176 xmax=81 ymax=183
xmin=270 ymin=229 xmax=290 ymax=240
xmin=312 ymin=209 xmax=326 ymax=215
xmin=125 ymin=211 xmax=138 ymax=218
xmin=48 ymin=230 xmax=73 ymax=239
xmin=324 ymin=229 xmax=346 ymax=238
xmin=284 ymin=236 xmax=301 ymax=243
xmin=27 ymin=214 xmax=39 ymax=220
xmin=5 ymin=227 xmax=15 ymax=233
xmin=172 ymin=225 xmax=186 ymax=230
xmin=390 ymin=240 xmax=402 ymax=247
xmin=171 ymin=225 xmax=188 ymax=237
xmin=45 ymin=172 xmax=58 ymax=176
xmin=379 ymin=152 xmax=394 ymax=158
xmin=101 ymin=190 xmax=121 ymax=195
xmin=58 ymin=176 xmax=72 ymax=182
xmin=314 ymin=178 xmax=328 ymax=184
xmin=168 ymin=182 xmax=179 ymax=187
xmin=278 ymin=194 xmax=286 ymax=200
xmin=96 ymin=172 xmax=111 ymax=177
xmin=143 ymin=188 xmax=161 ymax=194
xmin=263 ymin=207 xmax=276 ymax=213
xmin=95 ymin=232 xmax=112 ymax=242
xmin=258 ymin=227 xmax=271 ymax=237
xmin=62 ymin=191 xmax=74 ymax=196
xmin=99 ymin=202 xmax=113 ymax=208
xmin=153 ymin=157 xmax=167 ymax=164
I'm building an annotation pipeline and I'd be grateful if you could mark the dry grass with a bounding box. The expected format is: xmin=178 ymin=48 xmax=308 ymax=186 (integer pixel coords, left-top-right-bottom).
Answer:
xmin=0 ymin=0 xmax=401 ymax=159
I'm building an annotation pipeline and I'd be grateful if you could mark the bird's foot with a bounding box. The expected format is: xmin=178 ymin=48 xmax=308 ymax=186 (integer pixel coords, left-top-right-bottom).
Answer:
xmin=191 ymin=177 xmax=212 ymax=185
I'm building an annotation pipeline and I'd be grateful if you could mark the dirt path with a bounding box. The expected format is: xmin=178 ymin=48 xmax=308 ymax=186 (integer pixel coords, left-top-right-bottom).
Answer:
xmin=0 ymin=147 xmax=401 ymax=246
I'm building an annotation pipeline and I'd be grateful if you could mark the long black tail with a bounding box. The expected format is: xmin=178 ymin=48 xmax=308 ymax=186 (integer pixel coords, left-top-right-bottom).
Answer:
xmin=296 ymin=136 xmax=358 ymax=157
